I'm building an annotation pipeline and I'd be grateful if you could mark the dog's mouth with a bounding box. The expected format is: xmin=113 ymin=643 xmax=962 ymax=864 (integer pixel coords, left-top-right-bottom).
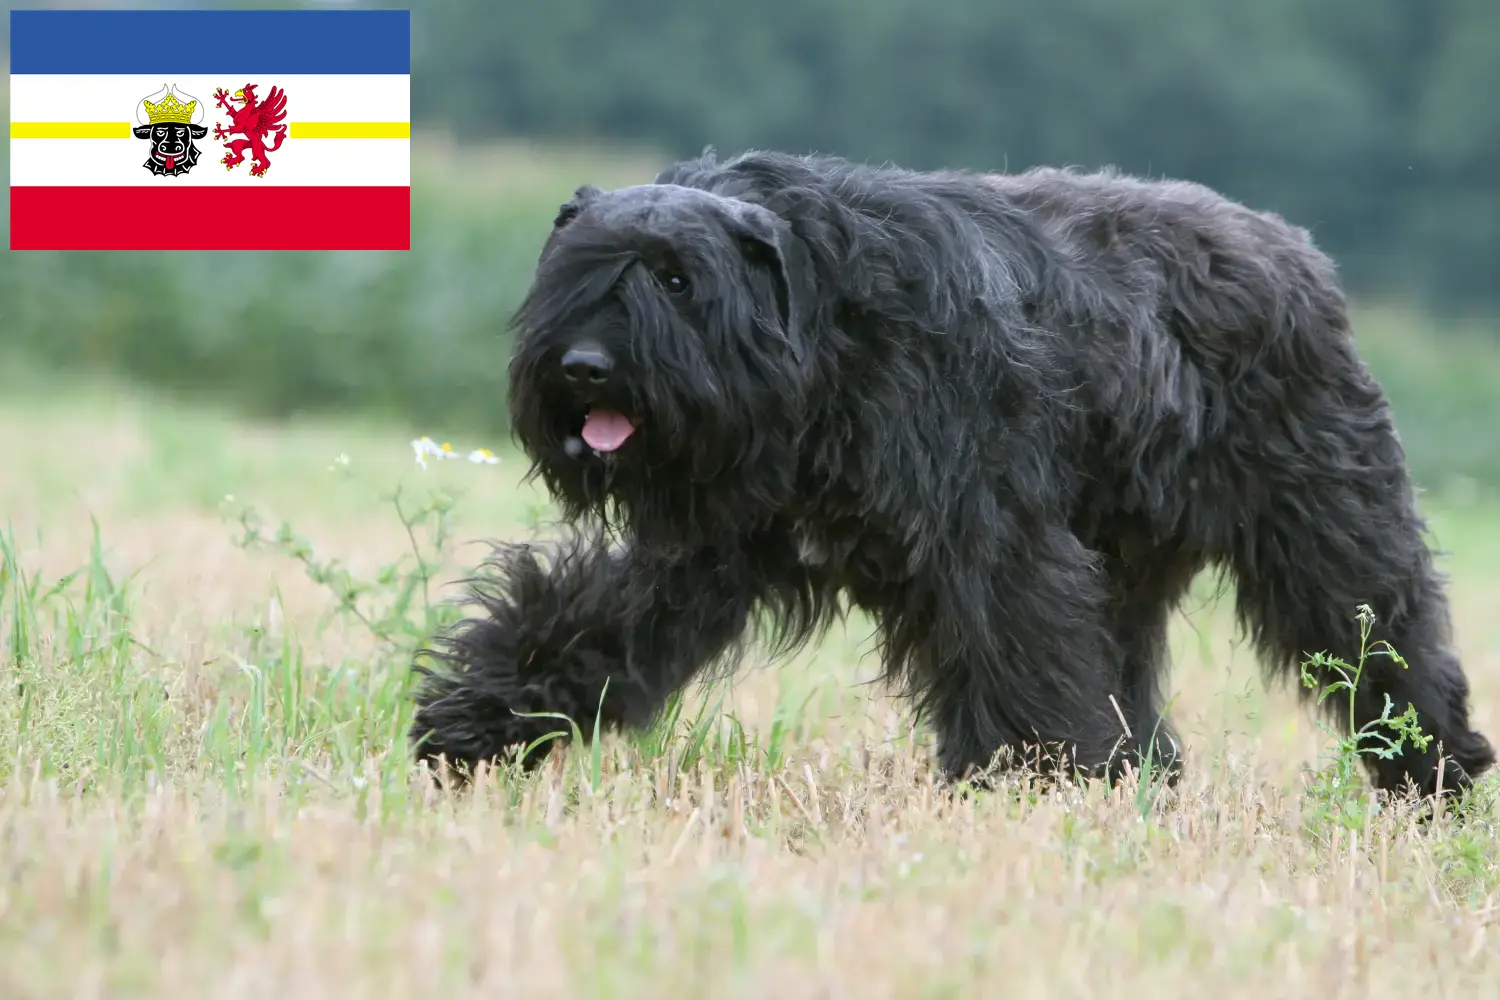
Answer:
xmin=578 ymin=408 xmax=638 ymax=453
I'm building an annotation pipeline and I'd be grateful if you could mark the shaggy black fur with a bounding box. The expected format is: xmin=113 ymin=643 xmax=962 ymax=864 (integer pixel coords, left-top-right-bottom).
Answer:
xmin=409 ymin=149 xmax=1494 ymax=799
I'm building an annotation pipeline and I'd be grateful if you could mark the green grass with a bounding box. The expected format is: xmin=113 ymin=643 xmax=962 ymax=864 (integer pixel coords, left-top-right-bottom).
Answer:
xmin=2 ymin=377 xmax=1500 ymax=997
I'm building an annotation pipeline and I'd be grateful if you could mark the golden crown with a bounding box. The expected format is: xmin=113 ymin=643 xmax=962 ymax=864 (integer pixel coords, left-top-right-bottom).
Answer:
xmin=144 ymin=92 xmax=197 ymax=125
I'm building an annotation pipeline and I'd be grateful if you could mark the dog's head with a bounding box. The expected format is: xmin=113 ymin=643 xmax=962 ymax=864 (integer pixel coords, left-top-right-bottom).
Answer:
xmin=507 ymin=181 xmax=816 ymax=542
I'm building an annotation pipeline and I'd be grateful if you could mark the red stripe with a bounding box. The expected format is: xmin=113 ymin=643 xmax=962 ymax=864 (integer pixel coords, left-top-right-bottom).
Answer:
xmin=10 ymin=186 xmax=410 ymax=250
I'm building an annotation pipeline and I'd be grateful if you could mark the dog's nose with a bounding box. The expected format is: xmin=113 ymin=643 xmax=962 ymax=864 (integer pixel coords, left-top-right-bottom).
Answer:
xmin=561 ymin=346 xmax=613 ymax=385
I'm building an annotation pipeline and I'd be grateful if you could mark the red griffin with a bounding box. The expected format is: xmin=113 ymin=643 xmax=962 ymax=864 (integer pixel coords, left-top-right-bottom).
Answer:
xmin=213 ymin=84 xmax=289 ymax=177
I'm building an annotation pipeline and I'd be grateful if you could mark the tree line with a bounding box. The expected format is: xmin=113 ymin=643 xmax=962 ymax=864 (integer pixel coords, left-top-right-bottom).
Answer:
xmin=409 ymin=0 xmax=1498 ymax=314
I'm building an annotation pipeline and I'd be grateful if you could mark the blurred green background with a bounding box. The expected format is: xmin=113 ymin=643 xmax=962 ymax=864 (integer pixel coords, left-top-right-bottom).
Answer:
xmin=3 ymin=0 xmax=1498 ymax=493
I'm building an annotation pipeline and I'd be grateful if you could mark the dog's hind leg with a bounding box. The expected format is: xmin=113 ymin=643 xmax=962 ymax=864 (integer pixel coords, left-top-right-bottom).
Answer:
xmin=1223 ymin=366 xmax=1495 ymax=801
xmin=1101 ymin=542 xmax=1202 ymax=785
xmin=881 ymin=524 xmax=1131 ymax=785
xmin=408 ymin=532 xmax=780 ymax=779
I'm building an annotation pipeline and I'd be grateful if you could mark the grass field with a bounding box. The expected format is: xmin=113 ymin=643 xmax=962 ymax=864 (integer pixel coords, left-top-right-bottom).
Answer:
xmin=3 ymin=369 xmax=1500 ymax=998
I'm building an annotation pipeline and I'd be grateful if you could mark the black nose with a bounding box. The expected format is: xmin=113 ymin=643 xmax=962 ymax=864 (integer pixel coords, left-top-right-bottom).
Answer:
xmin=561 ymin=346 xmax=613 ymax=384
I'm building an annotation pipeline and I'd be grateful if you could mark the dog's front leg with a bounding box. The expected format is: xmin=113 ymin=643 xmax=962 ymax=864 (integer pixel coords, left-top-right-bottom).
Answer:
xmin=886 ymin=524 xmax=1132 ymax=786
xmin=408 ymin=533 xmax=759 ymax=779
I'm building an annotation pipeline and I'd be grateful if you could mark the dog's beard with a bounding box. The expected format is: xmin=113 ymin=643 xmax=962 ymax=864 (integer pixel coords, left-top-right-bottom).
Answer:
xmin=511 ymin=367 xmax=777 ymax=548
xmin=507 ymin=363 xmax=649 ymax=518
xmin=508 ymin=319 xmax=810 ymax=548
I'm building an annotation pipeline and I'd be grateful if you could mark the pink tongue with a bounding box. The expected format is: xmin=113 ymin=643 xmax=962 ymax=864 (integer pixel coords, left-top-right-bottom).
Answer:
xmin=581 ymin=409 xmax=636 ymax=452
xmin=165 ymin=155 xmax=175 ymax=170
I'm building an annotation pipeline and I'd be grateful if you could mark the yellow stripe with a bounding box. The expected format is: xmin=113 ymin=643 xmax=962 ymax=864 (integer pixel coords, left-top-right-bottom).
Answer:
xmin=289 ymin=121 xmax=409 ymax=139
xmin=11 ymin=121 xmax=132 ymax=139
xmin=10 ymin=121 xmax=409 ymax=140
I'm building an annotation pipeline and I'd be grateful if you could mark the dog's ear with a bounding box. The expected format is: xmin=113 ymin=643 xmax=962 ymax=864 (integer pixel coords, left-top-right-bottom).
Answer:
xmin=731 ymin=207 xmax=811 ymax=360
xmin=553 ymin=185 xmax=603 ymax=230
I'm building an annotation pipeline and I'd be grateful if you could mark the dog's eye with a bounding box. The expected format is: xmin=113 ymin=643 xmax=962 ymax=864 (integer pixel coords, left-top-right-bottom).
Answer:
xmin=660 ymin=270 xmax=689 ymax=295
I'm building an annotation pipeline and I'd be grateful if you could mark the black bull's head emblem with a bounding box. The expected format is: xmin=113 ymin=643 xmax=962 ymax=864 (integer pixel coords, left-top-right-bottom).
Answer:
xmin=133 ymin=122 xmax=208 ymax=177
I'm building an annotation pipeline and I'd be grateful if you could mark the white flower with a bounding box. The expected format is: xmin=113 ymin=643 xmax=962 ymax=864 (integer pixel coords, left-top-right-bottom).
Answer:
xmin=411 ymin=436 xmax=454 ymax=468
xmin=329 ymin=452 xmax=351 ymax=472
xmin=412 ymin=436 xmax=498 ymax=469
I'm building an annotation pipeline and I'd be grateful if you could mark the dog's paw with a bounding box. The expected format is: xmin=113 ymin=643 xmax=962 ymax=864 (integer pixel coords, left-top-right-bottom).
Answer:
xmin=408 ymin=658 xmax=564 ymax=783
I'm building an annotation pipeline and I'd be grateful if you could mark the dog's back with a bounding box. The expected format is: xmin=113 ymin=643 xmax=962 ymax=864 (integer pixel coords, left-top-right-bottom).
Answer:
xmin=663 ymin=150 xmax=1344 ymax=372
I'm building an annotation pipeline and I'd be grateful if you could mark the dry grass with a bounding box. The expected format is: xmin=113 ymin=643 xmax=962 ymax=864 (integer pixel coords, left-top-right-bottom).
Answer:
xmin=3 ymin=376 xmax=1500 ymax=999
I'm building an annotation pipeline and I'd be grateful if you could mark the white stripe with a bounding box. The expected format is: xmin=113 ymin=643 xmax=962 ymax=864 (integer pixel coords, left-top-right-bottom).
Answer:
xmin=10 ymin=136 xmax=409 ymax=186
xmin=9 ymin=74 xmax=409 ymax=124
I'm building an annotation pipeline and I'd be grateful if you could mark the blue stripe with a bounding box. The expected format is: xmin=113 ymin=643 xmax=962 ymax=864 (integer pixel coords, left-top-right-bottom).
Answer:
xmin=9 ymin=9 xmax=410 ymax=75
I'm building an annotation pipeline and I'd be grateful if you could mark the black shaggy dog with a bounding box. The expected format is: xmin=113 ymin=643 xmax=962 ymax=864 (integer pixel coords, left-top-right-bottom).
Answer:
xmin=409 ymin=149 xmax=1494 ymax=799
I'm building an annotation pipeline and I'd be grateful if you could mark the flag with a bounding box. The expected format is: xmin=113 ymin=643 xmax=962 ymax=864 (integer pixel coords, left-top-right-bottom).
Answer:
xmin=8 ymin=8 xmax=411 ymax=251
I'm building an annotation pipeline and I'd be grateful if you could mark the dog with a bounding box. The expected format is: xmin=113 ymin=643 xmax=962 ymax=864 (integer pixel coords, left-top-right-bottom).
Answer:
xmin=408 ymin=149 xmax=1494 ymax=799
